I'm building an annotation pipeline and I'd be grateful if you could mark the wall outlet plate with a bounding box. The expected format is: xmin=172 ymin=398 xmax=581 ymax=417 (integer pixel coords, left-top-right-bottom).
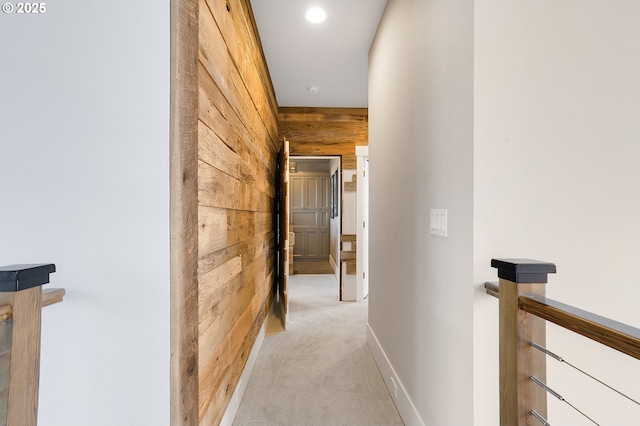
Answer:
xmin=390 ymin=376 xmax=398 ymax=399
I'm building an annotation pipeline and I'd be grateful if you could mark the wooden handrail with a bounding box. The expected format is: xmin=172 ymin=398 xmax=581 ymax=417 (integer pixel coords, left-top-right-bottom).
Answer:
xmin=0 ymin=264 xmax=61 ymax=425
xmin=484 ymin=281 xmax=499 ymax=298
xmin=488 ymin=258 xmax=640 ymax=424
xmin=519 ymin=294 xmax=640 ymax=361
xmin=0 ymin=288 xmax=66 ymax=322
xmin=0 ymin=304 xmax=11 ymax=321
xmin=42 ymin=288 xmax=66 ymax=308
xmin=485 ymin=280 xmax=640 ymax=360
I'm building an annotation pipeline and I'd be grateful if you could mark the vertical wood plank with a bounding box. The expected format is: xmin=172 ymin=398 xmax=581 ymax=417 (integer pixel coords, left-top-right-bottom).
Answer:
xmin=499 ymin=278 xmax=518 ymax=425
xmin=170 ymin=0 xmax=200 ymax=425
xmin=499 ymin=278 xmax=547 ymax=425
xmin=518 ymin=284 xmax=547 ymax=425
xmin=4 ymin=287 xmax=42 ymax=426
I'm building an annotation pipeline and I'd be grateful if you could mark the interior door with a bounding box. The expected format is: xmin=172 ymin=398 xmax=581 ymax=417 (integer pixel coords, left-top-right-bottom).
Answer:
xmin=290 ymin=174 xmax=331 ymax=260
xmin=277 ymin=138 xmax=290 ymax=329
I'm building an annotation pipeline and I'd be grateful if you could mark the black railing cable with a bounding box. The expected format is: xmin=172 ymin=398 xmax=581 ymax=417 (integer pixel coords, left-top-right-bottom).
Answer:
xmin=530 ymin=375 xmax=600 ymax=425
xmin=530 ymin=341 xmax=640 ymax=407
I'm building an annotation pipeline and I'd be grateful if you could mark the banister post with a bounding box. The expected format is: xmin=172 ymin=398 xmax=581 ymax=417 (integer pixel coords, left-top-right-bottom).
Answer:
xmin=491 ymin=259 xmax=556 ymax=426
xmin=0 ymin=264 xmax=56 ymax=426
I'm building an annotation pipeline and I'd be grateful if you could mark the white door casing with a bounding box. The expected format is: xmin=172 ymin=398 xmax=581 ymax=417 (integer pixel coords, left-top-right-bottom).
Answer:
xmin=356 ymin=146 xmax=369 ymax=300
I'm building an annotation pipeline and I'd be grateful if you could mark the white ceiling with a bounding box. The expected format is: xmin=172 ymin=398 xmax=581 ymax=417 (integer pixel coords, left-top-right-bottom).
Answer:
xmin=250 ymin=0 xmax=388 ymax=108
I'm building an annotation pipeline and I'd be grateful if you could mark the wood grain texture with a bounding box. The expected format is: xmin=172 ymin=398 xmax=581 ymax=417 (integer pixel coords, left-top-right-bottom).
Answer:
xmin=0 ymin=305 xmax=11 ymax=322
xmin=520 ymin=294 xmax=640 ymax=361
xmin=344 ymin=181 xmax=357 ymax=192
xmin=170 ymin=0 xmax=200 ymax=424
xmin=484 ymin=281 xmax=500 ymax=299
xmin=41 ymin=289 xmax=65 ymax=308
xmin=498 ymin=279 xmax=547 ymax=426
xmin=278 ymin=107 xmax=368 ymax=170
xmin=282 ymin=122 xmax=368 ymax=144
xmin=0 ymin=287 xmax=42 ymax=426
xmin=199 ymin=290 xmax=271 ymax=425
xmin=196 ymin=0 xmax=279 ymax=424
xmin=345 ymin=261 xmax=356 ymax=275
xmin=342 ymin=155 xmax=356 ymax=170
xmin=173 ymin=3 xmax=382 ymax=425
xmin=0 ymin=287 xmax=64 ymax=423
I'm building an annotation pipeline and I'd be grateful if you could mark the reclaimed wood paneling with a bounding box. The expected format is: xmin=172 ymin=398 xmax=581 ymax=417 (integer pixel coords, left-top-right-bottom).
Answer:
xmin=173 ymin=3 xmax=367 ymax=424
xmin=197 ymin=0 xmax=279 ymax=425
xmin=278 ymin=107 xmax=368 ymax=167
xmin=170 ymin=0 xmax=200 ymax=424
xmin=172 ymin=0 xmax=279 ymax=425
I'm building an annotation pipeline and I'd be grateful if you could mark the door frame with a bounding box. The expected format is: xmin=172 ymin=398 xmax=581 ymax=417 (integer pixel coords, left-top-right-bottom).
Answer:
xmin=356 ymin=146 xmax=369 ymax=300
xmin=289 ymin=155 xmax=342 ymax=292
xmin=277 ymin=139 xmax=290 ymax=329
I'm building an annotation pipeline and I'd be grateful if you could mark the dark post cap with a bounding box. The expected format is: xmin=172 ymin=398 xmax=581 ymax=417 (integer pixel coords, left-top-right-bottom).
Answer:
xmin=0 ymin=264 xmax=56 ymax=292
xmin=491 ymin=258 xmax=556 ymax=283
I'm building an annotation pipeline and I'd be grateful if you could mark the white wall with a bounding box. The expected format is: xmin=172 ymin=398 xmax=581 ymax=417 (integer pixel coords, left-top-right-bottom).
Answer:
xmin=474 ymin=1 xmax=640 ymax=423
xmin=368 ymin=0 xmax=474 ymax=423
xmin=0 ymin=2 xmax=170 ymax=425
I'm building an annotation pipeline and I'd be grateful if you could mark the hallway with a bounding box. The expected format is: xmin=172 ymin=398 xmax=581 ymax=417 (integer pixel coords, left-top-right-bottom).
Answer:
xmin=233 ymin=274 xmax=403 ymax=425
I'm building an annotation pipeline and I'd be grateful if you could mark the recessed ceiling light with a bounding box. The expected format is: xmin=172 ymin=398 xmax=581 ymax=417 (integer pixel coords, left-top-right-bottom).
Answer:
xmin=305 ymin=7 xmax=326 ymax=24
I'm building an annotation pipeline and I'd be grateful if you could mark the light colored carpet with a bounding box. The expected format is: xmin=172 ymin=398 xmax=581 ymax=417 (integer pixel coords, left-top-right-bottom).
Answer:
xmin=233 ymin=274 xmax=404 ymax=426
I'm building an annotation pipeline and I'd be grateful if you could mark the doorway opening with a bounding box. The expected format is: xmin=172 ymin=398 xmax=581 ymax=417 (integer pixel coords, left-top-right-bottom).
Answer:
xmin=288 ymin=156 xmax=341 ymax=280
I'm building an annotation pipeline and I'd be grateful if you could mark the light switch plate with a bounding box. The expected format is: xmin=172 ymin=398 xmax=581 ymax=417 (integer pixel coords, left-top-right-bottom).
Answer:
xmin=430 ymin=209 xmax=447 ymax=237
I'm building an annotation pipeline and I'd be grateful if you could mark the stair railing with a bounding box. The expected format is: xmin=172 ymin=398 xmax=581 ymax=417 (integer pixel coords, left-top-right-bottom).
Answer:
xmin=486 ymin=258 xmax=640 ymax=425
xmin=0 ymin=264 xmax=65 ymax=426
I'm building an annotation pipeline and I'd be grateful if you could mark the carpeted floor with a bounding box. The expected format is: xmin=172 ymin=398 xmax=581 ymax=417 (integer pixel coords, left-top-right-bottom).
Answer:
xmin=233 ymin=274 xmax=404 ymax=426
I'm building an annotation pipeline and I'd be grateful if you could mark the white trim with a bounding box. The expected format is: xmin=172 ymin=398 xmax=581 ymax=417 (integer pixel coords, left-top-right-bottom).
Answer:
xmin=355 ymin=151 xmax=370 ymax=301
xmin=220 ymin=310 xmax=268 ymax=426
xmin=367 ymin=324 xmax=425 ymax=426
xmin=279 ymin=301 xmax=288 ymax=330
xmin=356 ymin=146 xmax=369 ymax=157
xmin=329 ymin=253 xmax=339 ymax=278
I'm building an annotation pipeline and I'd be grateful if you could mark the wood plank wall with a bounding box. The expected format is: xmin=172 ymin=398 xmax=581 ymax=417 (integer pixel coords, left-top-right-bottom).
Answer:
xmin=171 ymin=1 xmax=279 ymax=425
xmin=278 ymin=107 xmax=368 ymax=168
xmin=198 ymin=1 xmax=279 ymax=424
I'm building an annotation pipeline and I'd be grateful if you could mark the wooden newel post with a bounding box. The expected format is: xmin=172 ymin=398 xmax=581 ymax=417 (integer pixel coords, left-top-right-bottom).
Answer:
xmin=491 ymin=259 xmax=556 ymax=426
xmin=0 ymin=264 xmax=56 ymax=426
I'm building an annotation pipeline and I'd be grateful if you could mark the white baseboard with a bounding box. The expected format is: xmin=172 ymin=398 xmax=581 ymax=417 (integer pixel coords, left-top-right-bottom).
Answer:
xmin=329 ymin=254 xmax=338 ymax=278
xmin=367 ymin=324 xmax=425 ymax=426
xmin=220 ymin=310 xmax=268 ymax=426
